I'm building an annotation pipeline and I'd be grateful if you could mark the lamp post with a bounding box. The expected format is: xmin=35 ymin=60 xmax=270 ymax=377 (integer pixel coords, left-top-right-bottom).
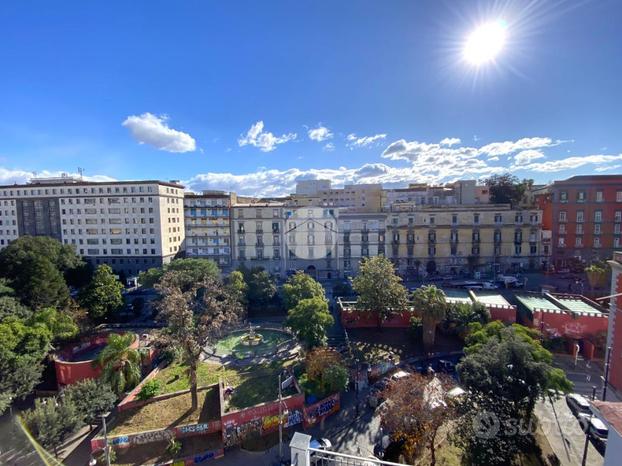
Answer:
xmin=602 ymin=345 xmax=612 ymax=401
xmin=101 ymin=414 xmax=111 ymax=466
xmin=581 ymin=411 xmax=593 ymax=466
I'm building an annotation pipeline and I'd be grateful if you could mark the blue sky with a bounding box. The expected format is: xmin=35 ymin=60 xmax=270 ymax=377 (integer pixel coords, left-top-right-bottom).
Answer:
xmin=1 ymin=0 xmax=621 ymax=196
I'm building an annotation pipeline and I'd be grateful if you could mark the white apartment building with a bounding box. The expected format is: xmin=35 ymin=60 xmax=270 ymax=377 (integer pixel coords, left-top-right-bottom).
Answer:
xmin=183 ymin=191 xmax=235 ymax=269
xmin=295 ymin=179 xmax=332 ymax=196
xmin=0 ymin=177 xmax=185 ymax=278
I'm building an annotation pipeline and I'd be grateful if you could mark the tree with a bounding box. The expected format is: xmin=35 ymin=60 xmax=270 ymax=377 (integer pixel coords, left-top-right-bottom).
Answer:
xmin=29 ymin=307 xmax=79 ymax=341
xmin=322 ymin=364 xmax=349 ymax=393
xmin=352 ymin=256 xmax=408 ymax=328
xmin=95 ymin=333 xmax=141 ymax=395
xmin=156 ymin=271 xmax=244 ymax=409
xmin=380 ymin=374 xmax=456 ymax=465
xmin=139 ymin=258 xmax=220 ymax=289
xmin=455 ymin=324 xmax=572 ymax=465
xmin=131 ymin=297 xmax=145 ymax=317
xmin=0 ymin=317 xmax=52 ymax=413
xmin=286 ymin=297 xmax=334 ymax=348
xmin=226 ymin=270 xmax=248 ymax=307
xmin=63 ymin=379 xmax=116 ymax=429
xmin=443 ymin=301 xmax=490 ymax=337
xmin=411 ymin=285 xmax=448 ymax=349
xmin=0 ymin=236 xmax=83 ymax=309
xmin=305 ymin=348 xmax=348 ymax=395
xmin=79 ymin=264 xmax=124 ymax=320
xmin=484 ymin=174 xmax=530 ymax=207
xmin=282 ymin=271 xmax=326 ymax=309
xmin=245 ymin=268 xmax=277 ymax=307
xmin=23 ymin=396 xmax=82 ymax=456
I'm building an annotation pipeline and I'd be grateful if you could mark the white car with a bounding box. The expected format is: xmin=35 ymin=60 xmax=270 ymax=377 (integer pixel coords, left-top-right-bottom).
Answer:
xmin=566 ymin=393 xmax=592 ymax=416
xmin=578 ymin=413 xmax=609 ymax=440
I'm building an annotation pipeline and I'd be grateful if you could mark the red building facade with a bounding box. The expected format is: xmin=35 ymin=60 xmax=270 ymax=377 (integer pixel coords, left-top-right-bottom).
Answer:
xmin=546 ymin=175 xmax=622 ymax=269
xmin=607 ymin=253 xmax=622 ymax=393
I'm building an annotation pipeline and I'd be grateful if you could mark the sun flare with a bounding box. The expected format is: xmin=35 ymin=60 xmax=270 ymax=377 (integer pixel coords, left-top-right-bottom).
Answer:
xmin=463 ymin=20 xmax=508 ymax=65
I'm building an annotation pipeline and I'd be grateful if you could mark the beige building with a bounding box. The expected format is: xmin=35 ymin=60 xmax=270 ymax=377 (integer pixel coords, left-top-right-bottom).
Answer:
xmin=0 ymin=177 xmax=184 ymax=278
xmin=183 ymin=191 xmax=235 ymax=269
xmin=385 ymin=204 xmax=543 ymax=278
xmin=231 ymin=202 xmax=286 ymax=276
xmin=337 ymin=210 xmax=387 ymax=276
xmin=289 ymin=181 xmax=384 ymax=212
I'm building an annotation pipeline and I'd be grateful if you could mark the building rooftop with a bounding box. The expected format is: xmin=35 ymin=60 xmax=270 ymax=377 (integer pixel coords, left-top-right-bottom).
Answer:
xmin=472 ymin=291 xmax=512 ymax=308
xmin=516 ymin=292 xmax=606 ymax=316
xmin=555 ymin=297 xmax=604 ymax=315
xmin=0 ymin=178 xmax=185 ymax=189
xmin=593 ymin=401 xmax=622 ymax=436
xmin=443 ymin=288 xmax=472 ymax=304
xmin=515 ymin=294 xmax=562 ymax=312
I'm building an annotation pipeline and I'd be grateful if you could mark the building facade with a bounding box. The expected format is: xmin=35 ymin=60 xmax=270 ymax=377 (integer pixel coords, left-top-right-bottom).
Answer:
xmin=0 ymin=177 xmax=185 ymax=278
xmin=289 ymin=182 xmax=384 ymax=211
xmin=384 ymin=204 xmax=543 ymax=278
xmin=231 ymin=203 xmax=286 ymax=276
xmin=548 ymin=175 xmax=622 ymax=268
xmin=337 ymin=211 xmax=387 ymax=276
xmin=183 ymin=191 xmax=235 ymax=269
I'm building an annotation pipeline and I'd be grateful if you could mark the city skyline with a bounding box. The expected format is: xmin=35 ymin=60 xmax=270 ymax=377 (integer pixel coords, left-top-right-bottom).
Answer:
xmin=1 ymin=1 xmax=621 ymax=196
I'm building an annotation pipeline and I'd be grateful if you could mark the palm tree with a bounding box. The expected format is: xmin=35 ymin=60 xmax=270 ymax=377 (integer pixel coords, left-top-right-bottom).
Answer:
xmin=411 ymin=285 xmax=448 ymax=349
xmin=95 ymin=333 xmax=141 ymax=395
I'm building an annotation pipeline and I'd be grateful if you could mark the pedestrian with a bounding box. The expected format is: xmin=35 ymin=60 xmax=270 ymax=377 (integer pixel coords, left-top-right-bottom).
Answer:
xmin=586 ymin=374 xmax=591 ymax=383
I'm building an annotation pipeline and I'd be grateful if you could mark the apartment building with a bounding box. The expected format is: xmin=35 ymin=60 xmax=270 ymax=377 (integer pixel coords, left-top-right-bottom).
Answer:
xmin=0 ymin=177 xmax=184 ymax=277
xmin=231 ymin=203 xmax=286 ymax=276
xmin=289 ymin=181 xmax=384 ymax=211
xmin=547 ymin=175 xmax=622 ymax=268
xmin=383 ymin=205 xmax=543 ymax=278
xmin=338 ymin=211 xmax=387 ymax=276
xmin=183 ymin=191 xmax=235 ymax=269
xmin=283 ymin=206 xmax=339 ymax=280
xmin=384 ymin=180 xmax=490 ymax=209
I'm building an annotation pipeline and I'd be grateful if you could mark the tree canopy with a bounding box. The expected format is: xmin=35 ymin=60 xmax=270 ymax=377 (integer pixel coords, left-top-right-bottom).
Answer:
xmin=352 ymin=256 xmax=408 ymax=327
xmin=282 ymin=271 xmax=326 ymax=309
xmin=243 ymin=267 xmax=277 ymax=307
xmin=78 ymin=264 xmax=124 ymax=320
xmin=156 ymin=271 xmax=244 ymax=409
xmin=139 ymin=258 xmax=220 ymax=289
xmin=286 ymin=296 xmax=334 ymax=348
xmin=63 ymin=378 xmax=117 ymax=428
xmin=484 ymin=174 xmax=533 ymax=207
xmin=411 ymin=285 xmax=448 ymax=348
xmin=225 ymin=270 xmax=248 ymax=307
xmin=95 ymin=333 xmax=141 ymax=395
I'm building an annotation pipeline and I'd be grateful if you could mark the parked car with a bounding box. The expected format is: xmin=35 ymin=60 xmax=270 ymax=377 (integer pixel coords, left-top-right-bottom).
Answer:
xmin=566 ymin=393 xmax=592 ymax=416
xmin=390 ymin=370 xmax=411 ymax=382
xmin=578 ymin=413 xmax=609 ymax=451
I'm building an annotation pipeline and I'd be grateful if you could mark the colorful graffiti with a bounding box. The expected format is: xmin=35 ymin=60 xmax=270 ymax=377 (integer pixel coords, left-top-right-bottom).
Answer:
xmin=178 ymin=423 xmax=210 ymax=434
xmin=304 ymin=393 xmax=340 ymax=427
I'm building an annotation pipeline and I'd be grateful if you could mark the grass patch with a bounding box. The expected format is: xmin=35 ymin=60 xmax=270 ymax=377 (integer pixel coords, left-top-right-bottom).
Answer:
xmin=153 ymin=362 xmax=243 ymax=394
xmin=109 ymin=387 xmax=220 ymax=436
xmin=214 ymin=329 xmax=292 ymax=358
xmin=227 ymin=373 xmax=298 ymax=411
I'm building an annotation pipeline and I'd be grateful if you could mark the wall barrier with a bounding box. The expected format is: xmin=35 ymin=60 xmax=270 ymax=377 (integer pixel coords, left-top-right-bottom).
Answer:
xmin=303 ymin=393 xmax=340 ymax=427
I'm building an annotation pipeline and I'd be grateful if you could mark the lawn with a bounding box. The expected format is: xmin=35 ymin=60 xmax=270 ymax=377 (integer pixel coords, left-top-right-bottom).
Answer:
xmin=109 ymin=387 xmax=220 ymax=436
xmin=153 ymin=359 xmax=300 ymax=412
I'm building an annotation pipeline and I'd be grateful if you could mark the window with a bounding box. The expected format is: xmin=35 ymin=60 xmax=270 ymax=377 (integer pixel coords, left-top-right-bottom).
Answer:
xmin=575 ymin=237 xmax=583 ymax=247
xmin=560 ymin=191 xmax=568 ymax=203
xmin=616 ymin=211 xmax=622 ymax=223
xmin=494 ymin=213 xmax=502 ymax=224
xmin=558 ymin=237 xmax=565 ymax=247
xmin=473 ymin=213 xmax=480 ymax=224
xmin=577 ymin=191 xmax=586 ymax=202
xmin=559 ymin=211 xmax=567 ymax=222
xmin=594 ymin=210 xmax=602 ymax=223
xmin=594 ymin=237 xmax=601 ymax=248
xmin=576 ymin=211 xmax=584 ymax=223
xmin=594 ymin=224 xmax=601 ymax=234
xmin=596 ymin=191 xmax=604 ymax=202
xmin=559 ymin=223 xmax=566 ymax=234
xmin=514 ymin=245 xmax=522 ymax=255
xmin=616 ymin=224 xmax=621 ymax=234
xmin=576 ymin=224 xmax=583 ymax=234
xmin=515 ymin=213 xmax=523 ymax=223
xmin=615 ymin=237 xmax=621 ymax=248
xmin=617 ymin=191 xmax=622 ymax=202
xmin=452 ymin=214 xmax=458 ymax=225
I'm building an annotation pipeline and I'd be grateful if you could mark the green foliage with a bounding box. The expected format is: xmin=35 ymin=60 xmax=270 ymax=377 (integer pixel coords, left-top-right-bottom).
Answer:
xmin=131 ymin=297 xmax=145 ymax=317
xmin=23 ymin=396 xmax=82 ymax=453
xmin=0 ymin=295 xmax=33 ymax=321
xmin=166 ymin=438 xmax=182 ymax=456
xmin=29 ymin=307 xmax=78 ymax=341
xmin=95 ymin=333 xmax=141 ymax=395
xmin=0 ymin=236 xmax=83 ymax=309
xmin=411 ymin=285 xmax=449 ymax=348
xmin=63 ymin=379 xmax=116 ymax=426
xmin=137 ymin=379 xmax=161 ymax=400
xmin=484 ymin=173 xmax=532 ymax=207
xmin=286 ymin=297 xmax=334 ymax=348
xmin=79 ymin=264 xmax=124 ymax=320
xmin=282 ymin=271 xmax=326 ymax=309
xmin=332 ymin=280 xmax=354 ymax=298
xmin=322 ymin=364 xmax=349 ymax=393
xmin=443 ymin=301 xmax=490 ymax=337
xmin=226 ymin=270 xmax=248 ymax=306
xmin=244 ymin=268 xmax=277 ymax=307
xmin=352 ymin=256 xmax=408 ymax=327
xmin=139 ymin=258 xmax=220 ymax=289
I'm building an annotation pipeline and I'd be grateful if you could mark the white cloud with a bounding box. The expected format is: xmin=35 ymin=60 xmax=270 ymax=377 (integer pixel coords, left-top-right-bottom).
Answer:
xmin=238 ymin=121 xmax=296 ymax=152
xmin=122 ymin=113 xmax=196 ymax=153
xmin=523 ymin=154 xmax=622 ymax=172
xmin=323 ymin=142 xmax=335 ymax=152
xmin=308 ymin=125 xmax=333 ymax=142
xmin=440 ymin=137 xmax=461 ymax=147
xmin=513 ymin=149 xmax=545 ymax=165
xmin=346 ymin=133 xmax=387 ymax=148
xmin=595 ymin=164 xmax=622 ymax=172
xmin=479 ymin=137 xmax=560 ymax=157
xmin=0 ymin=167 xmax=115 ymax=186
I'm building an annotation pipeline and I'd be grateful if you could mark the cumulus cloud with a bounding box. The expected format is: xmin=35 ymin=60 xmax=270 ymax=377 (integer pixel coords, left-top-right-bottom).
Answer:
xmin=440 ymin=137 xmax=461 ymax=147
xmin=323 ymin=142 xmax=335 ymax=152
xmin=513 ymin=149 xmax=545 ymax=165
xmin=346 ymin=133 xmax=387 ymax=148
xmin=0 ymin=167 xmax=115 ymax=186
xmin=523 ymin=154 xmax=622 ymax=172
xmin=479 ymin=137 xmax=560 ymax=157
xmin=238 ymin=121 xmax=296 ymax=152
xmin=122 ymin=113 xmax=196 ymax=153
xmin=308 ymin=124 xmax=333 ymax=142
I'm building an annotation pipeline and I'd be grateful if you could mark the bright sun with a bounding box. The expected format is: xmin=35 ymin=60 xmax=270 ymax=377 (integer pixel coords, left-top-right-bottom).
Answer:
xmin=463 ymin=20 xmax=508 ymax=65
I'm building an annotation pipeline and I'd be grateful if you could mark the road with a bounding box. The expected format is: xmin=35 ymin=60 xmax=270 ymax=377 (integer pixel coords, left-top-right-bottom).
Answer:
xmin=535 ymin=396 xmax=603 ymax=466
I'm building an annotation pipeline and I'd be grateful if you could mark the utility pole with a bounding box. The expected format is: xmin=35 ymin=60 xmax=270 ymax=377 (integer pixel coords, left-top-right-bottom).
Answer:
xmin=581 ymin=410 xmax=593 ymax=466
xmin=602 ymin=346 xmax=612 ymax=401
xmin=278 ymin=373 xmax=283 ymax=464
xmin=102 ymin=414 xmax=111 ymax=466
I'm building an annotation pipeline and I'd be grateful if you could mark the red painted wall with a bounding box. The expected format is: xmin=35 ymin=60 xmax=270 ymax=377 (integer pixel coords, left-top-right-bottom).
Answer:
xmin=609 ymin=270 xmax=622 ymax=392
xmin=532 ymin=310 xmax=608 ymax=339
xmin=488 ymin=305 xmax=517 ymax=323
xmin=341 ymin=310 xmax=412 ymax=328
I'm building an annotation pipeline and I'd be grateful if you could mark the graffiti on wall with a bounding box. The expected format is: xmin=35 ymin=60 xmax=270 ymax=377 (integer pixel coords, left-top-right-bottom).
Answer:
xmin=223 ymin=418 xmax=262 ymax=447
xmin=178 ymin=423 xmax=210 ymax=434
xmin=130 ymin=428 xmax=173 ymax=446
xmin=260 ymin=409 xmax=303 ymax=434
xmin=192 ymin=448 xmax=224 ymax=464
xmin=304 ymin=394 xmax=340 ymax=427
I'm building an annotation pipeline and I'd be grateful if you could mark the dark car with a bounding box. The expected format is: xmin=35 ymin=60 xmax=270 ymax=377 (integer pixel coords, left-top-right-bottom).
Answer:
xmin=566 ymin=393 xmax=592 ymax=416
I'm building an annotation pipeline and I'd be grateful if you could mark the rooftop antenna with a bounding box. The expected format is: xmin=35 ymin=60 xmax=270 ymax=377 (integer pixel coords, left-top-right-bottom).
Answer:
xmin=77 ymin=167 xmax=84 ymax=180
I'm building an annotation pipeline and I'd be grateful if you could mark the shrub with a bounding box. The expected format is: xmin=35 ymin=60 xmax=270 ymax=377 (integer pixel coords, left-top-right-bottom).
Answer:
xmin=166 ymin=438 xmax=182 ymax=456
xmin=137 ymin=379 xmax=161 ymax=400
